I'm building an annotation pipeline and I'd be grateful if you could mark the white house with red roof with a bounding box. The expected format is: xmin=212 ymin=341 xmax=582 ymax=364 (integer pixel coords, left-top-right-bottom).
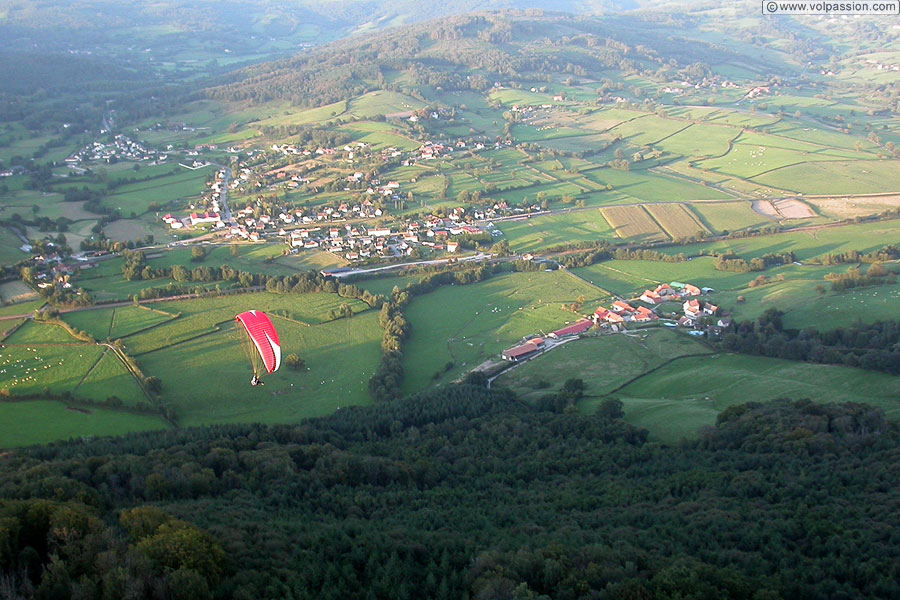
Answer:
xmin=640 ymin=290 xmax=663 ymax=304
xmin=683 ymin=299 xmax=702 ymax=318
xmin=611 ymin=300 xmax=636 ymax=313
xmin=189 ymin=212 xmax=221 ymax=226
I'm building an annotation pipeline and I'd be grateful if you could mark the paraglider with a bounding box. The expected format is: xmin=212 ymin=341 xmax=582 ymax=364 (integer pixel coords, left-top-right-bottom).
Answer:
xmin=234 ymin=310 xmax=281 ymax=386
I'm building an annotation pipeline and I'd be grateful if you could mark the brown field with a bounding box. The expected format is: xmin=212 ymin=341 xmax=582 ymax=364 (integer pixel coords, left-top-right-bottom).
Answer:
xmin=600 ymin=205 xmax=669 ymax=242
xmin=804 ymin=193 xmax=900 ymax=219
xmin=60 ymin=202 xmax=103 ymax=221
xmin=104 ymin=219 xmax=157 ymax=242
xmin=644 ymin=204 xmax=710 ymax=239
xmin=773 ymin=198 xmax=815 ymax=219
xmin=0 ymin=280 xmax=37 ymax=303
xmin=751 ymin=200 xmax=780 ymax=219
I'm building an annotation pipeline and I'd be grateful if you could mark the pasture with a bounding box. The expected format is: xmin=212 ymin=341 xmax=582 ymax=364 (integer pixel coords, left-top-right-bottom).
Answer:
xmin=691 ymin=201 xmax=774 ymax=233
xmin=0 ymin=228 xmax=27 ymax=267
xmin=0 ymin=341 xmax=104 ymax=396
xmin=0 ymin=401 xmax=167 ymax=449
xmin=495 ymin=210 xmax=615 ymax=251
xmin=610 ymin=353 xmax=900 ymax=443
xmin=752 ymin=160 xmax=900 ymax=195
xmin=581 ymin=168 xmax=731 ymax=203
xmin=400 ymin=270 xmax=608 ymax=394
xmin=572 ymin=258 xmax=765 ymax=297
xmin=661 ymin=219 xmax=900 ymax=262
xmin=494 ymin=329 xmax=711 ymax=403
xmin=139 ymin=310 xmax=382 ymax=427
xmin=72 ymin=348 xmax=149 ymax=407
xmin=103 ymin=166 xmax=214 ymax=216
xmin=62 ymin=305 xmax=177 ymax=341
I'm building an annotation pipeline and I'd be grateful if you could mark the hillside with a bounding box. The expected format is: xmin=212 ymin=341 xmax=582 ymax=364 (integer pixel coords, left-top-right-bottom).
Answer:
xmin=206 ymin=10 xmax=803 ymax=107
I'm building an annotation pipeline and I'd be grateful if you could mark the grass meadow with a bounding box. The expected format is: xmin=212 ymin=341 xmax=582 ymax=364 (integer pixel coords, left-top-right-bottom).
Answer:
xmin=401 ymin=271 xmax=608 ymax=394
xmin=0 ymin=401 xmax=167 ymax=449
xmin=610 ymin=353 xmax=900 ymax=443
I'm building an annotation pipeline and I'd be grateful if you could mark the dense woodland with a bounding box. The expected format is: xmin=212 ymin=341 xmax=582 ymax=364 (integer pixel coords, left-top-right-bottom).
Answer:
xmin=0 ymin=384 xmax=898 ymax=598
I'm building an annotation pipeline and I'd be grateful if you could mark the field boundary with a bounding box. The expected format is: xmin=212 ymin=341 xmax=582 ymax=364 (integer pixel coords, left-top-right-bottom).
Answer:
xmin=73 ymin=347 xmax=109 ymax=394
xmin=597 ymin=348 xmax=718 ymax=399
xmin=131 ymin=320 xmax=230 ymax=357
xmin=116 ymin=311 xmax=182 ymax=340
xmin=0 ymin=319 xmax=27 ymax=342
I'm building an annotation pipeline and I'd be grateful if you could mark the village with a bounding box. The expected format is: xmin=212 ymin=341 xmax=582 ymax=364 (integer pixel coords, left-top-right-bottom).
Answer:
xmin=154 ymin=134 xmax=544 ymax=262
xmin=500 ymin=281 xmax=724 ymax=363
xmin=66 ymin=134 xmax=165 ymax=168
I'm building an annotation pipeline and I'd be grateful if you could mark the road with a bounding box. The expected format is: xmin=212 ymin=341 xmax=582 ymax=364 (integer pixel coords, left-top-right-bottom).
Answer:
xmin=216 ymin=165 xmax=235 ymax=224
xmin=327 ymin=252 xmax=495 ymax=278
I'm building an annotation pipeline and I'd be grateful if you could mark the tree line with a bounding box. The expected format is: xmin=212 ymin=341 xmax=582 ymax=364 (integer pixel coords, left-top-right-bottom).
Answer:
xmin=718 ymin=308 xmax=900 ymax=375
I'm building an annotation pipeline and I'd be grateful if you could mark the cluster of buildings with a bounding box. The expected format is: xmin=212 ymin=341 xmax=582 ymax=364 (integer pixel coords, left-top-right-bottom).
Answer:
xmin=66 ymin=134 xmax=162 ymax=166
xmin=865 ymin=59 xmax=900 ymax=72
xmin=501 ymin=319 xmax=595 ymax=362
xmin=500 ymin=281 xmax=722 ymax=363
xmin=282 ymin=214 xmax=488 ymax=261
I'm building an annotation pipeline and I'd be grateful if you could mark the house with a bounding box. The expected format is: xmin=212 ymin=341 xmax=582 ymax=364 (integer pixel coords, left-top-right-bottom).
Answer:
xmin=640 ymin=290 xmax=663 ymax=304
xmin=703 ymin=303 xmax=719 ymax=316
xmin=548 ymin=320 xmax=594 ymax=339
xmin=716 ymin=318 xmax=732 ymax=328
xmin=683 ymin=299 xmax=702 ymax=318
xmin=655 ymin=283 xmax=677 ymax=298
xmin=593 ymin=308 xmax=610 ymax=323
xmin=611 ymin=300 xmax=635 ymax=313
xmin=633 ymin=307 xmax=658 ymax=323
xmin=446 ymin=241 xmax=459 ymax=253
xmin=683 ymin=283 xmax=701 ymax=297
xmin=605 ymin=311 xmax=626 ymax=324
xmin=189 ymin=212 xmax=221 ymax=226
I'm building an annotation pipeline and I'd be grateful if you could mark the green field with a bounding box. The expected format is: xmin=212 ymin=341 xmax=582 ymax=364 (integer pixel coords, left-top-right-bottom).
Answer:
xmin=0 ymin=341 xmax=104 ymax=396
xmin=62 ymin=305 xmax=177 ymax=341
xmin=691 ymin=201 xmax=772 ymax=233
xmin=401 ymin=271 xmax=608 ymax=393
xmin=494 ymin=329 xmax=711 ymax=403
xmin=72 ymin=348 xmax=148 ymax=406
xmin=612 ymin=353 xmax=900 ymax=442
xmin=123 ymin=291 xmax=368 ymax=355
xmin=752 ymin=160 xmax=900 ymax=195
xmin=0 ymin=401 xmax=168 ymax=449
xmin=103 ymin=166 xmax=215 ymax=215
xmin=496 ymin=210 xmax=615 ymax=251
xmin=139 ymin=310 xmax=381 ymax=427
xmin=573 ymin=258 xmax=769 ymax=297
xmin=0 ymin=227 xmax=28 ymax=267
xmin=664 ymin=220 xmax=900 ymax=262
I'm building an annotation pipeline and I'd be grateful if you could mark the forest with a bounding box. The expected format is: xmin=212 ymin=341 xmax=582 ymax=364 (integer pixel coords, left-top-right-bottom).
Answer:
xmin=719 ymin=309 xmax=900 ymax=375
xmin=0 ymin=381 xmax=898 ymax=599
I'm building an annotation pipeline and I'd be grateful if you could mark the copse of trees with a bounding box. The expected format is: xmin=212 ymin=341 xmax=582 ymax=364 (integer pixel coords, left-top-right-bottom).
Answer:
xmin=718 ymin=308 xmax=900 ymax=375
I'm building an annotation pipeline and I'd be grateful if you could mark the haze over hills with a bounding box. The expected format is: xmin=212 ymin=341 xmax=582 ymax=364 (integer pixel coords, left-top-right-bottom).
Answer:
xmin=1 ymin=2 xmax=900 ymax=597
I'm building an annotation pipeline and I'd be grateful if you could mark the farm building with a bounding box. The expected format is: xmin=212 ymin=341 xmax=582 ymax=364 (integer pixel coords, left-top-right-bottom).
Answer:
xmin=612 ymin=300 xmax=636 ymax=313
xmin=548 ymin=320 xmax=594 ymax=339
xmin=501 ymin=339 xmax=544 ymax=362
xmin=640 ymin=290 xmax=663 ymax=304
xmin=633 ymin=307 xmax=658 ymax=322
xmin=683 ymin=299 xmax=702 ymax=318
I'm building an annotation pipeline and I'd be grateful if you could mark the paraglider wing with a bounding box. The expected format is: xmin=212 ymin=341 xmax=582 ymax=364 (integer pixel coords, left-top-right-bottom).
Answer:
xmin=235 ymin=310 xmax=281 ymax=374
